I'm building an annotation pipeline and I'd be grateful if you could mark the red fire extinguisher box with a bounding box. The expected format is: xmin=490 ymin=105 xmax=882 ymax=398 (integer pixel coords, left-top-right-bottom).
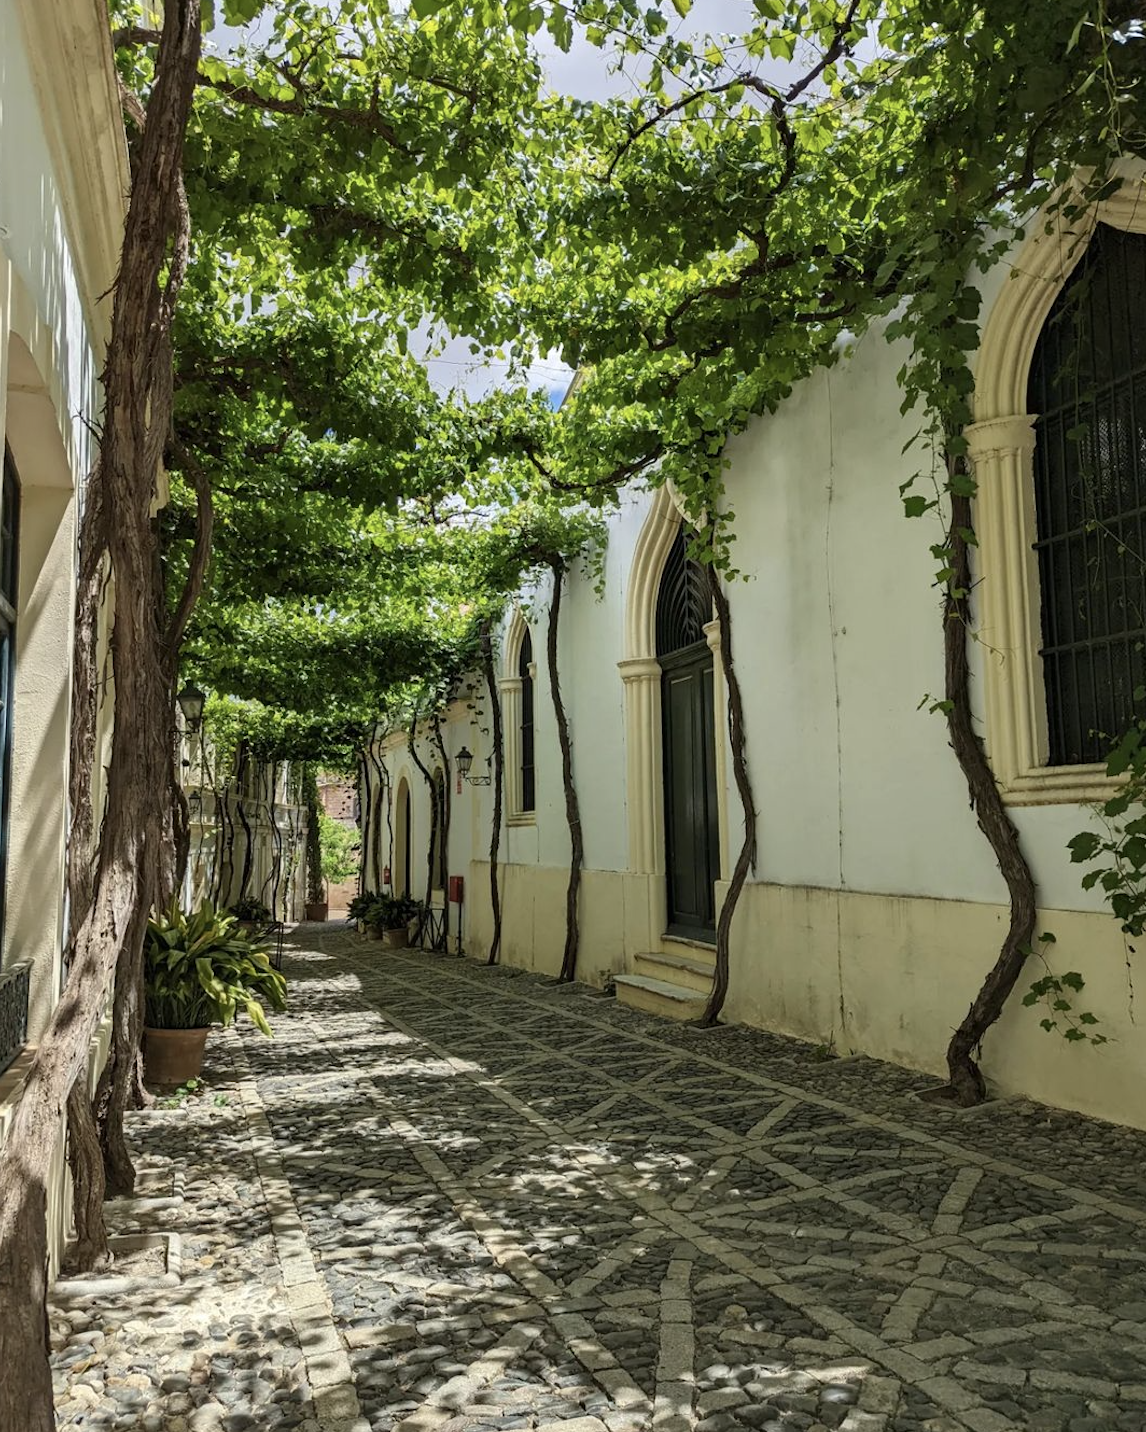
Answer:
xmin=448 ymin=876 xmax=464 ymax=903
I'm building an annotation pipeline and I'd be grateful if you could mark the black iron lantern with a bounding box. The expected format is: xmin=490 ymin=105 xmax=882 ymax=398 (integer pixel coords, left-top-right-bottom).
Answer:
xmin=177 ymin=683 xmax=206 ymax=733
xmin=455 ymin=746 xmax=490 ymax=785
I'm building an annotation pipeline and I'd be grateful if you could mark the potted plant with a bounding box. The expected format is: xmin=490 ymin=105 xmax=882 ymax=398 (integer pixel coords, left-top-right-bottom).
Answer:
xmin=368 ymin=894 xmax=422 ymax=949
xmin=347 ymin=891 xmax=377 ymax=933
xmin=143 ymin=899 xmax=287 ymax=1085
xmin=229 ymin=894 xmax=271 ymax=931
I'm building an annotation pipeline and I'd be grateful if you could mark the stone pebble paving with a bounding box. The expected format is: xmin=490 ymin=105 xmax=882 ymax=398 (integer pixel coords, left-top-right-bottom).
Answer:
xmin=48 ymin=923 xmax=1146 ymax=1432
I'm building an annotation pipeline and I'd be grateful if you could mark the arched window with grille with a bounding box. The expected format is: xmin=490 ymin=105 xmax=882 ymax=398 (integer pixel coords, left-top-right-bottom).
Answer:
xmin=502 ymin=612 xmax=536 ymax=824
xmin=1029 ymin=223 xmax=1146 ymax=767
xmin=519 ymin=629 xmax=535 ymax=814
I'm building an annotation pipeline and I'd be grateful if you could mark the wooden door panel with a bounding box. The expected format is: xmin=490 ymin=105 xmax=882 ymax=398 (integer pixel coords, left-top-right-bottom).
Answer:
xmin=662 ymin=646 xmax=718 ymax=937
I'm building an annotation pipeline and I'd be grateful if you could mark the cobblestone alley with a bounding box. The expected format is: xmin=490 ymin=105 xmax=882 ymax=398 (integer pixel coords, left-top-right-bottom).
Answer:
xmin=49 ymin=926 xmax=1146 ymax=1432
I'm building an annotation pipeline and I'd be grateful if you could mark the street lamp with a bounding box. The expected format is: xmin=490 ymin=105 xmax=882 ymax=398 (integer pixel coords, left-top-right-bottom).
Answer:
xmin=177 ymin=683 xmax=206 ymax=733
xmin=455 ymin=746 xmax=491 ymax=785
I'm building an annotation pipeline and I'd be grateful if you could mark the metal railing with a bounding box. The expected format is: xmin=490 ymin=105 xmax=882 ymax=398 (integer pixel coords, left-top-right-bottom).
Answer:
xmin=0 ymin=960 xmax=31 ymax=1077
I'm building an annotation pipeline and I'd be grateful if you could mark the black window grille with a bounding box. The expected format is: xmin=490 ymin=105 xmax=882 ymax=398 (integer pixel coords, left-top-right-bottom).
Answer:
xmin=0 ymin=959 xmax=29 ymax=1076
xmin=519 ymin=630 xmax=535 ymax=813
xmin=1029 ymin=223 xmax=1146 ymax=767
xmin=656 ymin=526 xmax=710 ymax=657
xmin=0 ymin=450 xmax=18 ymax=952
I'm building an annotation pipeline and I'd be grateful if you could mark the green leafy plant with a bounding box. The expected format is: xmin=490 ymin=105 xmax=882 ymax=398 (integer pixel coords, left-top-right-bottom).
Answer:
xmin=157 ymin=1077 xmax=230 ymax=1109
xmin=347 ymin=892 xmax=378 ymax=923
xmin=319 ymin=809 xmax=359 ymax=887
xmin=354 ymin=893 xmax=421 ymax=932
xmin=229 ymin=895 xmax=271 ymax=924
xmin=144 ymin=899 xmax=287 ymax=1035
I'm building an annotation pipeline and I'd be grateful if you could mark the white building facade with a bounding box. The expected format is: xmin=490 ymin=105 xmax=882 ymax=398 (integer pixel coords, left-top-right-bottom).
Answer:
xmin=365 ymin=169 xmax=1146 ymax=1133
xmin=0 ymin=0 xmax=128 ymax=1268
xmin=181 ymin=733 xmax=310 ymax=924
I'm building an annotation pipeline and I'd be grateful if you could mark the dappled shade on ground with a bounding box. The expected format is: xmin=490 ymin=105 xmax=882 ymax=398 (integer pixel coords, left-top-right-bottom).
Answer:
xmin=48 ymin=925 xmax=1146 ymax=1431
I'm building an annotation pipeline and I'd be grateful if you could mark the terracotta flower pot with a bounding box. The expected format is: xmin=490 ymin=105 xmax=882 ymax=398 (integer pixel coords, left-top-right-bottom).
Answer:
xmin=366 ymin=926 xmax=384 ymax=941
xmin=381 ymin=927 xmax=407 ymax=949
xmin=143 ymin=1026 xmax=210 ymax=1086
xmin=305 ymin=902 xmax=328 ymax=922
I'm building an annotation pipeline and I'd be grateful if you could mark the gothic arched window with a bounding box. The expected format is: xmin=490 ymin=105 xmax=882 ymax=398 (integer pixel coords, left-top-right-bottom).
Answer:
xmin=1029 ymin=223 xmax=1146 ymax=766
xmin=519 ymin=630 xmax=535 ymax=813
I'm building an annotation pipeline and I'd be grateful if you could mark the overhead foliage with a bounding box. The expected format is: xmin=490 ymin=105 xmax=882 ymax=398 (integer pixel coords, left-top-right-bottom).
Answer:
xmin=127 ymin=0 xmax=1146 ymax=1090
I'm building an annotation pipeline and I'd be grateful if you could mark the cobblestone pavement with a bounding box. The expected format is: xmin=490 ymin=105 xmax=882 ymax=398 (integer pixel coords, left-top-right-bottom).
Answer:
xmin=50 ymin=925 xmax=1146 ymax=1432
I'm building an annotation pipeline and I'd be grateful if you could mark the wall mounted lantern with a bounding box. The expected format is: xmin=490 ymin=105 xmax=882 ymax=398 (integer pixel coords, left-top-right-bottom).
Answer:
xmin=455 ymin=746 xmax=492 ymax=785
xmin=177 ymin=683 xmax=206 ymax=733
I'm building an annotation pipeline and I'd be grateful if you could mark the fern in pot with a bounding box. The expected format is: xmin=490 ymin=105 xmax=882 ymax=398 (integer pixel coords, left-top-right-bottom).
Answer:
xmin=144 ymin=900 xmax=287 ymax=1085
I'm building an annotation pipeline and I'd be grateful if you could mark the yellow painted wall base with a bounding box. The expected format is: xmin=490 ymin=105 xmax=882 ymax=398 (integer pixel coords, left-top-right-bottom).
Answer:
xmin=468 ymin=860 xmax=1146 ymax=1132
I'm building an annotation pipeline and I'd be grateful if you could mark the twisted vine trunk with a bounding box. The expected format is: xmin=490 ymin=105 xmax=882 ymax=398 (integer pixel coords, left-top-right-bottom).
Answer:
xmin=304 ymin=767 xmax=323 ymax=907
xmin=235 ymin=746 xmax=254 ymax=902
xmin=432 ymin=714 xmax=451 ymax=893
xmin=217 ymin=784 xmax=237 ymax=904
xmin=408 ymin=710 xmax=439 ymax=944
xmin=547 ymin=564 xmax=583 ymax=983
xmin=169 ymin=766 xmax=191 ymax=902
xmin=64 ymin=518 xmax=110 ymax=1271
xmin=368 ymin=745 xmax=387 ymax=891
xmin=358 ymin=750 xmax=373 ymax=896
xmin=0 ymin=5 xmax=202 ymax=1421
xmin=943 ymin=477 xmax=1038 ymax=1104
xmin=265 ymin=764 xmax=284 ymax=912
xmin=93 ymin=896 xmax=156 ymax=1194
xmin=480 ymin=622 xmax=503 ymax=964
xmin=701 ymin=571 xmax=757 ymax=1026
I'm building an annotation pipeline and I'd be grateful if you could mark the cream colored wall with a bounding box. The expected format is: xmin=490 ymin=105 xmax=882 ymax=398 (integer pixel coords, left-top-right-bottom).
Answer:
xmin=0 ymin=0 xmax=124 ymax=1031
xmin=363 ymin=200 xmax=1146 ymax=1131
xmin=465 ymin=860 xmax=628 ymax=983
xmin=0 ymin=0 xmax=128 ymax=1281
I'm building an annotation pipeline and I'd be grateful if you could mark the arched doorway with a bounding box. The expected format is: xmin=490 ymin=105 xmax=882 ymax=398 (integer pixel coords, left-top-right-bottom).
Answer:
xmin=657 ymin=528 xmax=719 ymax=939
xmin=394 ymin=776 xmax=412 ymax=897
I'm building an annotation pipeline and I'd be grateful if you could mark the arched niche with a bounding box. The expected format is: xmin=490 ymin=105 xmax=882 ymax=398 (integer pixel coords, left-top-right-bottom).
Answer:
xmin=393 ymin=772 xmax=413 ymax=898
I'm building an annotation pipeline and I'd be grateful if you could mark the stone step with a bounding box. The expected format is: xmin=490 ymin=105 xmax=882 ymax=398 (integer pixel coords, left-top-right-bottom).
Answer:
xmin=634 ymin=948 xmax=716 ymax=994
xmin=613 ymin=974 xmax=707 ymax=1022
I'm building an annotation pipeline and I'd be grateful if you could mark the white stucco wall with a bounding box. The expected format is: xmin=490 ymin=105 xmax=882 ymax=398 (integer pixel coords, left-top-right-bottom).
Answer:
xmin=0 ymin=0 xmax=123 ymax=1035
xmin=362 ymin=201 xmax=1146 ymax=1128
xmin=0 ymin=0 xmax=126 ymax=1275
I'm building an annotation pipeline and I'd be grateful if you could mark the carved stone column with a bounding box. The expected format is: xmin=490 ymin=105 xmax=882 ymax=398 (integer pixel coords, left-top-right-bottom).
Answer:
xmin=618 ymin=656 xmax=663 ymax=875
xmin=966 ymin=414 xmax=1041 ymax=789
xmin=498 ymin=675 xmax=522 ymax=817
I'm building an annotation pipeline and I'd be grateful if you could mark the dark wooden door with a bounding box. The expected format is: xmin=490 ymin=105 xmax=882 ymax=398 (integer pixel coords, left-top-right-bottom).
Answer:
xmin=662 ymin=642 xmax=719 ymax=939
xmin=401 ymin=786 xmax=411 ymax=897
